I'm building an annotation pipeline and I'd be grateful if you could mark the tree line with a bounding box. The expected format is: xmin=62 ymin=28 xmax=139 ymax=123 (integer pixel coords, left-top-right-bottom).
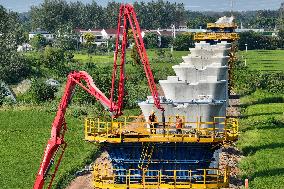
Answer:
xmin=15 ymin=0 xmax=284 ymax=33
xmin=26 ymin=0 xmax=186 ymax=32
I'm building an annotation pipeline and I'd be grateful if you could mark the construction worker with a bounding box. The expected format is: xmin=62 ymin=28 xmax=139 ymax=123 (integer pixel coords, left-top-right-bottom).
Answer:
xmin=149 ymin=110 xmax=158 ymax=134
xmin=175 ymin=114 xmax=183 ymax=134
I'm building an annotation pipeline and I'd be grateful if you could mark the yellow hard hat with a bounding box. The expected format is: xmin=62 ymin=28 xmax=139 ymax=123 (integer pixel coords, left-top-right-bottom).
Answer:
xmin=151 ymin=110 xmax=155 ymax=114
xmin=176 ymin=114 xmax=179 ymax=117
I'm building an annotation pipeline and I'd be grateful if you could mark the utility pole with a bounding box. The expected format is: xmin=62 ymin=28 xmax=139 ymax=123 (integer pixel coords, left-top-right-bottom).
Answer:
xmin=171 ymin=24 xmax=176 ymax=54
xmin=230 ymin=0 xmax=234 ymax=16
xmin=279 ymin=3 xmax=284 ymax=30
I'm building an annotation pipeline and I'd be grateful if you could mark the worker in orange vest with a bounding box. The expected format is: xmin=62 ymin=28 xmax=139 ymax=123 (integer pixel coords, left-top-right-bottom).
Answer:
xmin=176 ymin=114 xmax=183 ymax=134
xmin=149 ymin=110 xmax=158 ymax=134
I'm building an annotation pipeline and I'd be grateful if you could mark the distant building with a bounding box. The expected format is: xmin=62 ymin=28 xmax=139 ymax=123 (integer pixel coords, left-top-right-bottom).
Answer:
xmin=75 ymin=28 xmax=120 ymax=46
xmin=29 ymin=29 xmax=54 ymax=41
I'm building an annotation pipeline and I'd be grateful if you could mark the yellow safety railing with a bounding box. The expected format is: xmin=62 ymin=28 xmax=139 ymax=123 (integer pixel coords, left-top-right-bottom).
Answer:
xmin=84 ymin=116 xmax=239 ymax=143
xmin=94 ymin=167 xmax=230 ymax=188
xmin=207 ymin=23 xmax=237 ymax=29
xmin=194 ymin=32 xmax=239 ymax=41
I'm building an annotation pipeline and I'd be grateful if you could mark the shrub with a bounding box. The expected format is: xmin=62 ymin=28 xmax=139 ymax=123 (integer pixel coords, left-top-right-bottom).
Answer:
xmin=238 ymin=31 xmax=279 ymax=50
xmin=160 ymin=36 xmax=173 ymax=48
xmin=173 ymin=32 xmax=194 ymax=51
xmin=0 ymin=55 xmax=32 ymax=84
xmin=124 ymin=82 xmax=149 ymax=109
xmin=144 ymin=33 xmax=159 ymax=49
xmin=233 ymin=62 xmax=284 ymax=95
xmin=30 ymin=79 xmax=58 ymax=103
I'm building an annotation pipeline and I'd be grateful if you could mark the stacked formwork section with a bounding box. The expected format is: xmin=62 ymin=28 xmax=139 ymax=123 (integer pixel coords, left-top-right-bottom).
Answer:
xmin=139 ymin=41 xmax=230 ymax=123
xmin=86 ymin=18 xmax=239 ymax=189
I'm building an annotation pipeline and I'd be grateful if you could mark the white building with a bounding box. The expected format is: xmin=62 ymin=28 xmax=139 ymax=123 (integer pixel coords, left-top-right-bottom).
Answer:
xmin=75 ymin=28 xmax=119 ymax=46
xmin=29 ymin=30 xmax=54 ymax=41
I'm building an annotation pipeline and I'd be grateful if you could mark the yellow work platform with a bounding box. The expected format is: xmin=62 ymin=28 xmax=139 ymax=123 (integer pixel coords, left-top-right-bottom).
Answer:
xmin=84 ymin=116 xmax=238 ymax=144
xmin=194 ymin=33 xmax=239 ymax=41
xmin=207 ymin=23 xmax=237 ymax=29
xmin=93 ymin=167 xmax=230 ymax=189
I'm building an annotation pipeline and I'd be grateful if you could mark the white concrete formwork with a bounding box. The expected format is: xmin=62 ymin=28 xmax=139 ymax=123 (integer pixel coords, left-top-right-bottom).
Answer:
xmin=189 ymin=48 xmax=229 ymax=57
xmin=138 ymin=97 xmax=226 ymax=124
xmin=173 ymin=64 xmax=228 ymax=83
xmin=138 ymin=41 xmax=231 ymax=129
xmin=181 ymin=56 xmax=229 ymax=69
xmin=159 ymin=79 xmax=227 ymax=102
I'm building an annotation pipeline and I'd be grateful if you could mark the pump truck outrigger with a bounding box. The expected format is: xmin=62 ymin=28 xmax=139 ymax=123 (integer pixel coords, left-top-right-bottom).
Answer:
xmin=33 ymin=4 xmax=165 ymax=189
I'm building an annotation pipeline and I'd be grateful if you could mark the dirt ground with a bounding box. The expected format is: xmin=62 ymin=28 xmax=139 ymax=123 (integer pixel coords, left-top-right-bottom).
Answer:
xmin=65 ymin=174 xmax=93 ymax=189
xmin=220 ymin=93 xmax=243 ymax=189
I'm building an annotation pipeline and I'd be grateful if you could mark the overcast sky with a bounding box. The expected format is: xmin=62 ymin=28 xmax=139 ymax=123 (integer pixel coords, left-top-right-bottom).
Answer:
xmin=0 ymin=0 xmax=283 ymax=13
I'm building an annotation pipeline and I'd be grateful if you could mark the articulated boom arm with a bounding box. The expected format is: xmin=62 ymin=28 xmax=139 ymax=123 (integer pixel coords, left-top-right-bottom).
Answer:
xmin=33 ymin=71 xmax=116 ymax=189
xmin=110 ymin=4 xmax=164 ymax=116
xmin=34 ymin=4 xmax=163 ymax=189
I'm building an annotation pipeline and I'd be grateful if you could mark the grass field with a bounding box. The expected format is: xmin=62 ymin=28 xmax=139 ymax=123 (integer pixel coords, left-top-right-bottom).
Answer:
xmin=236 ymin=49 xmax=284 ymax=189
xmin=237 ymin=91 xmax=284 ymax=189
xmin=73 ymin=49 xmax=188 ymax=64
xmin=238 ymin=50 xmax=284 ymax=72
xmin=0 ymin=109 xmax=98 ymax=189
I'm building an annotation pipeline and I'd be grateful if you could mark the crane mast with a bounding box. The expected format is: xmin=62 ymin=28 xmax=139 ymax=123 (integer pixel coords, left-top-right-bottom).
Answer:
xmin=33 ymin=4 xmax=163 ymax=189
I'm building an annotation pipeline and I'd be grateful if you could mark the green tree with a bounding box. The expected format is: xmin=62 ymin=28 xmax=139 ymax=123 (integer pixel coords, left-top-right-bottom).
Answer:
xmin=144 ymin=33 xmax=159 ymax=49
xmin=160 ymin=36 xmax=173 ymax=48
xmin=103 ymin=2 xmax=121 ymax=28
xmin=42 ymin=46 xmax=65 ymax=69
xmin=278 ymin=29 xmax=284 ymax=48
xmin=54 ymin=35 xmax=77 ymax=51
xmin=30 ymin=0 xmax=69 ymax=33
xmin=30 ymin=34 xmax=47 ymax=50
xmin=30 ymin=79 xmax=58 ymax=103
xmin=83 ymin=32 xmax=96 ymax=55
xmin=238 ymin=31 xmax=278 ymax=50
xmin=0 ymin=6 xmax=32 ymax=83
xmin=173 ymin=32 xmax=194 ymax=51
xmin=54 ymin=27 xmax=78 ymax=51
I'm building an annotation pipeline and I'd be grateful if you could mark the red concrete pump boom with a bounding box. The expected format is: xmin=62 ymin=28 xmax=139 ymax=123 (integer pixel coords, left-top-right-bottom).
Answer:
xmin=33 ymin=4 xmax=164 ymax=189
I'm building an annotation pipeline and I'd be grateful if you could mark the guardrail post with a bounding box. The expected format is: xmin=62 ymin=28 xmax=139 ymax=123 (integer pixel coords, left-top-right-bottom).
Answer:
xmin=197 ymin=116 xmax=200 ymax=131
xmin=224 ymin=166 xmax=230 ymax=184
xmin=158 ymin=170 xmax=161 ymax=187
xmin=224 ymin=118 xmax=228 ymax=140
xmin=120 ymin=123 xmax=122 ymax=141
xmin=174 ymin=170 xmax=176 ymax=188
xmin=111 ymin=117 xmax=113 ymax=132
xmin=213 ymin=117 xmax=216 ymax=140
xmin=203 ymin=169 xmax=206 ymax=184
xmin=106 ymin=122 xmax=109 ymax=136
xmin=142 ymin=168 xmax=145 ymax=187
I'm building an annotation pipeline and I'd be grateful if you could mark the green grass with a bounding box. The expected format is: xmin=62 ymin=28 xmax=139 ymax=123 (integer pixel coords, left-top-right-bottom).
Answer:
xmin=73 ymin=53 xmax=113 ymax=64
xmin=73 ymin=49 xmax=188 ymax=64
xmin=238 ymin=50 xmax=284 ymax=72
xmin=0 ymin=109 xmax=98 ymax=189
xmin=237 ymin=91 xmax=284 ymax=189
xmin=236 ymin=50 xmax=284 ymax=188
